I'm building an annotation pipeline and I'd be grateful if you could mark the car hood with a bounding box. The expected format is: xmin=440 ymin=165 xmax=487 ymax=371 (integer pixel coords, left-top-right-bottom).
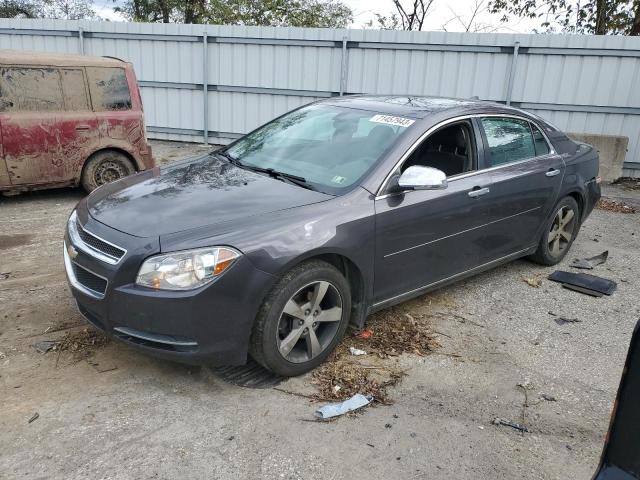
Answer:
xmin=87 ymin=154 xmax=333 ymax=237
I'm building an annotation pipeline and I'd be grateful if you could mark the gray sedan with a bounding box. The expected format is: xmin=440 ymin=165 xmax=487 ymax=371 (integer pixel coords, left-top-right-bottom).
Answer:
xmin=64 ymin=96 xmax=600 ymax=376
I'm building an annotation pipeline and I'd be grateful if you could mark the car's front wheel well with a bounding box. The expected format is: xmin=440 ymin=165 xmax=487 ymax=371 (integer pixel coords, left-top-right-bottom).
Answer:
xmin=307 ymin=253 xmax=367 ymax=328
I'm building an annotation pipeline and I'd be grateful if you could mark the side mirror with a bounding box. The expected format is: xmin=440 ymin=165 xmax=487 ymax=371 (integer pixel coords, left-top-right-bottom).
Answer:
xmin=396 ymin=166 xmax=447 ymax=191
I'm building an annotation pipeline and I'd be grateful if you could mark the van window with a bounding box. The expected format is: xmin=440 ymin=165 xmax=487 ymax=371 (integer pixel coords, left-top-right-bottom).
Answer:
xmin=0 ymin=67 xmax=63 ymax=112
xmin=61 ymin=69 xmax=89 ymax=111
xmin=86 ymin=67 xmax=131 ymax=111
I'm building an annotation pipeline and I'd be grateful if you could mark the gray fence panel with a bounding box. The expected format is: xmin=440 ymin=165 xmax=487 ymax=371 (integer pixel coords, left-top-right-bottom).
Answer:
xmin=0 ymin=19 xmax=639 ymax=170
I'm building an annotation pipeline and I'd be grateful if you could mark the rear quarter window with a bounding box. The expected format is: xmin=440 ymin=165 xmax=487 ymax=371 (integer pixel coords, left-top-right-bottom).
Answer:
xmin=61 ymin=69 xmax=89 ymax=111
xmin=86 ymin=67 xmax=131 ymax=111
xmin=0 ymin=67 xmax=64 ymax=112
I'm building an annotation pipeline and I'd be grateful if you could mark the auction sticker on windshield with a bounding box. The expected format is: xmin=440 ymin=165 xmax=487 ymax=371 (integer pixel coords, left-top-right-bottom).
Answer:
xmin=369 ymin=114 xmax=415 ymax=128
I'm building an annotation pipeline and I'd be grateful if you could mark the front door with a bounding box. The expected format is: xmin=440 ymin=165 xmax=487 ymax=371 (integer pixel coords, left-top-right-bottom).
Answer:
xmin=477 ymin=116 xmax=565 ymax=259
xmin=373 ymin=120 xmax=495 ymax=304
xmin=0 ymin=66 xmax=97 ymax=186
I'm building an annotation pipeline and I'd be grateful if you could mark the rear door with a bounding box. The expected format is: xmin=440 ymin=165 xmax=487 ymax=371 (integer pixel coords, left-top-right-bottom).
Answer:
xmin=85 ymin=66 xmax=143 ymax=151
xmin=478 ymin=116 xmax=564 ymax=259
xmin=0 ymin=66 xmax=97 ymax=186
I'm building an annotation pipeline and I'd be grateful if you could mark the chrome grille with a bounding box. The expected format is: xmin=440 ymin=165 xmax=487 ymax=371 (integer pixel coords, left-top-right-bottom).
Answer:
xmin=67 ymin=211 xmax=127 ymax=265
xmin=76 ymin=220 xmax=126 ymax=261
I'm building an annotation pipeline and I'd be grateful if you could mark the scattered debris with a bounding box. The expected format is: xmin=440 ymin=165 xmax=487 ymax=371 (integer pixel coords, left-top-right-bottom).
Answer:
xmin=540 ymin=394 xmax=557 ymax=402
xmin=612 ymin=177 xmax=640 ymax=191
xmin=356 ymin=329 xmax=373 ymax=339
xmin=554 ymin=317 xmax=582 ymax=326
xmin=28 ymin=413 xmax=39 ymax=424
xmin=385 ymin=423 xmax=392 ymax=429
xmin=349 ymin=347 xmax=367 ymax=356
xmin=0 ymin=352 xmax=5 ymax=359
xmin=596 ymin=198 xmax=636 ymax=214
xmin=570 ymin=251 xmax=608 ymax=270
xmin=548 ymin=270 xmax=617 ymax=296
xmin=0 ymin=271 xmax=10 ymax=280
xmin=314 ymin=394 xmax=373 ymax=420
xmin=523 ymin=276 xmax=543 ymax=288
xmin=492 ymin=417 xmax=529 ymax=433
xmin=33 ymin=340 xmax=59 ymax=354
xmin=311 ymin=308 xmax=438 ymax=404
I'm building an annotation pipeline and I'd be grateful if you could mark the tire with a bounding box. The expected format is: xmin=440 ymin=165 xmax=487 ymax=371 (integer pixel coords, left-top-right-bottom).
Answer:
xmin=249 ymin=260 xmax=351 ymax=377
xmin=81 ymin=150 xmax=136 ymax=193
xmin=529 ymin=196 xmax=581 ymax=266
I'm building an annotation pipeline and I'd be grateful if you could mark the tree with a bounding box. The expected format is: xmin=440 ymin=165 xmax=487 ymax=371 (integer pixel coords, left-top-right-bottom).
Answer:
xmin=442 ymin=0 xmax=500 ymax=32
xmin=366 ymin=0 xmax=436 ymax=30
xmin=115 ymin=0 xmax=353 ymax=27
xmin=489 ymin=0 xmax=640 ymax=35
xmin=0 ymin=0 xmax=96 ymax=19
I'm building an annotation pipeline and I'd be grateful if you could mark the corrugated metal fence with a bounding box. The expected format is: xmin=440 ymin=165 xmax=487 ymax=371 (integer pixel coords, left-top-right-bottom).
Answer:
xmin=1 ymin=19 xmax=639 ymax=173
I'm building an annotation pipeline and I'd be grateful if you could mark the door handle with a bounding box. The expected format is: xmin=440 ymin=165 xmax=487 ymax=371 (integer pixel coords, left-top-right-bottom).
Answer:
xmin=468 ymin=187 xmax=490 ymax=198
xmin=546 ymin=169 xmax=561 ymax=177
xmin=75 ymin=125 xmax=91 ymax=131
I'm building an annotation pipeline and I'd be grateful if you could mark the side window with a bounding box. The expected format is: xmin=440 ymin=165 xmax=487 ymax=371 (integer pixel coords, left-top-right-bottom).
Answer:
xmin=0 ymin=67 xmax=63 ymax=112
xmin=531 ymin=123 xmax=551 ymax=157
xmin=86 ymin=67 xmax=131 ymax=111
xmin=481 ymin=117 xmax=536 ymax=167
xmin=401 ymin=122 xmax=475 ymax=178
xmin=61 ymin=69 xmax=89 ymax=111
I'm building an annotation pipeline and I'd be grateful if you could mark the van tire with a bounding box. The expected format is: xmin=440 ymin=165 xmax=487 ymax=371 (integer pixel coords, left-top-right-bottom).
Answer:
xmin=81 ymin=150 xmax=136 ymax=193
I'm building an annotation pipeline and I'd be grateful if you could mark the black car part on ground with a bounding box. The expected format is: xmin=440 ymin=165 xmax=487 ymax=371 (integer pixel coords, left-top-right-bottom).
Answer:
xmin=593 ymin=320 xmax=640 ymax=480
xmin=548 ymin=271 xmax=617 ymax=296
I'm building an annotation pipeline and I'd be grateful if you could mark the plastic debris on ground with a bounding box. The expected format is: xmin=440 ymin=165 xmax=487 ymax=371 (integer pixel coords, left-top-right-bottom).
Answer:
xmin=315 ymin=394 xmax=373 ymax=420
xmin=349 ymin=347 xmax=367 ymax=356
xmin=548 ymin=270 xmax=617 ymax=296
xmin=570 ymin=251 xmax=608 ymax=269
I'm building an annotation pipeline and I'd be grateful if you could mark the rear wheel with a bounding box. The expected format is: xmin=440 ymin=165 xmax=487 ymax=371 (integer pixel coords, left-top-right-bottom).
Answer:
xmin=530 ymin=196 xmax=580 ymax=266
xmin=249 ymin=260 xmax=351 ymax=377
xmin=81 ymin=150 xmax=136 ymax=193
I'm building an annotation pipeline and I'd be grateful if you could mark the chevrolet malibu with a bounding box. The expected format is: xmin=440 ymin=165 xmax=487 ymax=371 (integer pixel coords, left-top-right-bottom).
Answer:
xmin=64 ymin=96 xmax=601 ymax=376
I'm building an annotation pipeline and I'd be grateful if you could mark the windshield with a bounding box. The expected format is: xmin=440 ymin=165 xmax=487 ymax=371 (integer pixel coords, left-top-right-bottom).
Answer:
xmin=225 ymin=104 xmax=413 ymax=194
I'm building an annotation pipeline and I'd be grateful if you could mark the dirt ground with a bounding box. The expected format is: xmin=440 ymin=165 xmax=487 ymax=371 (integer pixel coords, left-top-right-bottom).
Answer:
xmin=1 ymin=140 xmax=640 ymax=480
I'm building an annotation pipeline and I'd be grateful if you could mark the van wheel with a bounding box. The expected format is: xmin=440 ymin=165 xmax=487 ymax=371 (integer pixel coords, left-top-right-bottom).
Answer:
xmin=81 ymin=151 xmax=135 ymax=192
xmin=529 ymin=196 xmax=580 ymax=266
xmin=249 ymin=260 xmax=351 ymax=377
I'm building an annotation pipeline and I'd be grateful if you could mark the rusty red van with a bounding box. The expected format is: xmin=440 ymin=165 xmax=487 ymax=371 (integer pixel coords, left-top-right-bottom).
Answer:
xmin=0 ymin=49 xmax=154 ymax=195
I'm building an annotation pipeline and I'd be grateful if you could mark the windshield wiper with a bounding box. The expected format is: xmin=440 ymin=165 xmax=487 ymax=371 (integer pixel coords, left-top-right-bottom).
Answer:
xmin=215 ymin=152 xmax=315 ymax=191
xmin=215 ymin=150 xmax=241 ymax=166
xmin=247 ymin=166 xmax=315 ymax=191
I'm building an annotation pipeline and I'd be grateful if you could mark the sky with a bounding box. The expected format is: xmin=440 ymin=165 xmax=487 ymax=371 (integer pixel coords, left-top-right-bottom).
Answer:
xmin=92 ymin=0 xmax=544 ymax=34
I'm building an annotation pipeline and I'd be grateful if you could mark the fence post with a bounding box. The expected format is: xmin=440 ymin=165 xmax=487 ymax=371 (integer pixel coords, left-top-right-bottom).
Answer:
xmin=339 ymin=35 xmax=348 ymax=96
xmin=505 ymin=41 xmax=520 ymax=106
xmin=202 ymin=31 xmax=208 ymax=145
xmin=78 ymin=26 xmax=85 ymax=55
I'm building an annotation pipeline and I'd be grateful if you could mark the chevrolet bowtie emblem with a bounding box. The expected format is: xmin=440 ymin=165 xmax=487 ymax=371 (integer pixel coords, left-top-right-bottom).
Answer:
xmin=67 ymin=243 xmax=78 ymax=260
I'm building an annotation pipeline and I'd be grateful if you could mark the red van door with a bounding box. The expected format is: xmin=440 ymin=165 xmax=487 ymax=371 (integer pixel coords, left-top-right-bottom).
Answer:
xmin=0 ymin=66 xmax=97 ymax=186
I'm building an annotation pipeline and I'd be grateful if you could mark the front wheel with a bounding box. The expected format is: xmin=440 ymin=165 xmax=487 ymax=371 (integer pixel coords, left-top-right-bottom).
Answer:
xmin=529 ymin=196 xmax=580 ymax=266
xmin=249 ymin=260 xmax=351 ymax=377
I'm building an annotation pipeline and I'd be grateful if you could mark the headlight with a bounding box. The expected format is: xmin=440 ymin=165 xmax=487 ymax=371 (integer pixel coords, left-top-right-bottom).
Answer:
xmin=136 ymin=247 xmax=240 ymax=290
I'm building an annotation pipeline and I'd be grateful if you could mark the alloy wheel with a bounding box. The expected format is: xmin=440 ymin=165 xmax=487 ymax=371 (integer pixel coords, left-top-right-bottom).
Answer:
xmin=276 ymin=281 xmax=343 ymax=364
xmin=548 ymin=206 xmax=576 ymax=257
xmin=94 ymin=160 xmax=127 ymax=186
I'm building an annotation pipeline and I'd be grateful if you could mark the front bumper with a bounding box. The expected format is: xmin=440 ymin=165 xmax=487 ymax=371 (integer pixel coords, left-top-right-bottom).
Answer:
xmin=63 ymin=209 xmax=273 ymax=366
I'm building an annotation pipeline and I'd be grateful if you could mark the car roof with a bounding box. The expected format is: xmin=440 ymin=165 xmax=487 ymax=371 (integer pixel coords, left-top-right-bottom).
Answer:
xmin=322 ymin=95 xmax=523 ymax=119
xmin=0 ymin=49 xmax=128 ymax=68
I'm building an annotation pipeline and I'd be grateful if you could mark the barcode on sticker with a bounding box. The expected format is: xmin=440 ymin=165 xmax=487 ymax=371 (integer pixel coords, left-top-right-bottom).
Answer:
xmin=369 ymin=114 xmax=415 ymax=128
